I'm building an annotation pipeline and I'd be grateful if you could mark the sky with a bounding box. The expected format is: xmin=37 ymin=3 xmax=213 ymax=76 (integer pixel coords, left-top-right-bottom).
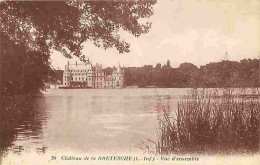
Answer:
xmin=50 ymin=0 xmax=260 ymax=70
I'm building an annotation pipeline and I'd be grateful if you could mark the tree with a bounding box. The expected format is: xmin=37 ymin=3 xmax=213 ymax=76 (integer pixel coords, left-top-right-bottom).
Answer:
xmin=0 ymin=1 xmax=156 ymax=95
xmin=0 ymin=33 xmax=2 ymax=104
xmin=1 ymin=1 xmax=156 ymax=59
xmin=166 ymin=59 xmax=171 ymax=67
xmin=124 ymin=68 xmax=134 ymax=86
xmin=155 ymin=63 xmax=161 ymax=69
xmin=1 ymin=34 xmax=51 ymax=95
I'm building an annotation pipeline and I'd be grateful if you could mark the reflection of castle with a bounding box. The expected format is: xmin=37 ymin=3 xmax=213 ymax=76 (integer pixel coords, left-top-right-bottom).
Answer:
xmin=63 ymin=59 xmax=124 ymax=88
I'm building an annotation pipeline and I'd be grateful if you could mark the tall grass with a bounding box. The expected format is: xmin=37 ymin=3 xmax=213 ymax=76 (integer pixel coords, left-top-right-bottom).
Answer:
xmin=156 ymin=88 xmax=260 ymax=155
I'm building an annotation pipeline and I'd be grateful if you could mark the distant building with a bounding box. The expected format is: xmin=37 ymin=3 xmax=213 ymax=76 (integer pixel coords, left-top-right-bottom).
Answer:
xmin=63 ymin=59 xmax=124 ymax=88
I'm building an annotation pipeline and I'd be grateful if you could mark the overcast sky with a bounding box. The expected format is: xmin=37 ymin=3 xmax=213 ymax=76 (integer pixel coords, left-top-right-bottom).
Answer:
xmin=50 ymin=0 xmax=260 ymax=69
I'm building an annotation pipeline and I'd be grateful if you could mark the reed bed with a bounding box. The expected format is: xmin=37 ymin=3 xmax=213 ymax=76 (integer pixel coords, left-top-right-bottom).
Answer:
xmin=155 ymin=89 xmax=260 ymax=155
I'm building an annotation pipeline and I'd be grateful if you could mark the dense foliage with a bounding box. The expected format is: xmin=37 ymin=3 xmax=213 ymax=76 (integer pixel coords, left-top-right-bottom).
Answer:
xmin=0 ymin=34 xmax=52 ymax=95
xmin=1 ymin=1 xmax=155 ymax=58
xmin=123 ymin=59 xmax=260 ymax=88
xmin=0 ymin=1 xmax=156 ymax=96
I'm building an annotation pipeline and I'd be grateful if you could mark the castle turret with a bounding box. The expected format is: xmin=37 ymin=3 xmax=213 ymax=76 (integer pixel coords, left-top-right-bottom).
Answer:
xmin=112 ymin=64 xmax=124 ymax=88
xmin=63 ymin=62 xmax=70 ymax=87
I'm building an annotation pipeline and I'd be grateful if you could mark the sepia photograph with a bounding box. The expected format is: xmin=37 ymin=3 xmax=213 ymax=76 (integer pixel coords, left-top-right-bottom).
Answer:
xmin=0 ymin=0 xmax=260 ymax=164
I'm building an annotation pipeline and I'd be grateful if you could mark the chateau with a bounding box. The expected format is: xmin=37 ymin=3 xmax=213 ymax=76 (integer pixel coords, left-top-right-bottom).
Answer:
xmin=63 ymin=59 xmax=124 ymax=89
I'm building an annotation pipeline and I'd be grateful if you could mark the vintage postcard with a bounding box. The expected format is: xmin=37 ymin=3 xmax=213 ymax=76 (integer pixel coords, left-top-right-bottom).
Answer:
xmin=0 ymin=0 xmax=259 ymax=164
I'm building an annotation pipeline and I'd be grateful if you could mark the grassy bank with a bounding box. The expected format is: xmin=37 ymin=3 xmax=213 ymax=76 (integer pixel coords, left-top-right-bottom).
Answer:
xmin=155 ymin=88 xmax=260 ymax=155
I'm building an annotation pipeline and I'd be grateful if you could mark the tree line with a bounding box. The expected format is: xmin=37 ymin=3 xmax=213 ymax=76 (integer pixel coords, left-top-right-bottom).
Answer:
xmin=123 ymin=59 xmax=260 ymax=88
xmin=50 ymin=59 xmax=259 ymax=88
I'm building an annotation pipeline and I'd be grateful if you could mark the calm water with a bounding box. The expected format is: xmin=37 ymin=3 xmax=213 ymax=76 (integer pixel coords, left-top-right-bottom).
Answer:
xmin=1 ymin=88 xmax=192 ymax=155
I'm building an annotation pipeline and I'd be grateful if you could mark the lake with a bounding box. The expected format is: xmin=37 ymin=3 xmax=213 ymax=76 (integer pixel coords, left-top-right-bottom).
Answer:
xmin=1 ymin=87 xmax=259 ymax=158
xmin=1 ymin=88 xmax=193 ymax=156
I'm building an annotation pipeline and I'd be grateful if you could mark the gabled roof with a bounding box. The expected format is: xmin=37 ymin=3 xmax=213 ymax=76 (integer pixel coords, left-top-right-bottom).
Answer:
xmin=113 ymin=64 xmax=123 ymax=73
xmin=94 ymin=63 xmax=103 ymax=71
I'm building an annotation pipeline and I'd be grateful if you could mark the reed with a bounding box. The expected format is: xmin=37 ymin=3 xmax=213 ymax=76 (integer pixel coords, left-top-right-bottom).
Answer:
xmin=155 ymin=88 xmax=260 ymax=155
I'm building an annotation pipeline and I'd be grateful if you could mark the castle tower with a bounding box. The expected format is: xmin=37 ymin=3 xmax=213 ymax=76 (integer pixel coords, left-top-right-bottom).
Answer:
xmin=93 ymin=63 xmax=105 ymax=88
xmin=112 ymin=64 xmax=124 ymax=88
xmin=63 ymin=61 xmax=70 ymax=87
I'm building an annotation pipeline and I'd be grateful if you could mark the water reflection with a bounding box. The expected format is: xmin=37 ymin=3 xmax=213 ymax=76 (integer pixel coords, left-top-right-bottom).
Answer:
xmin=1 ymin=88 xmax=185 ymax=155
xmin=0 ymin=95 xmax=48 ymax=154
